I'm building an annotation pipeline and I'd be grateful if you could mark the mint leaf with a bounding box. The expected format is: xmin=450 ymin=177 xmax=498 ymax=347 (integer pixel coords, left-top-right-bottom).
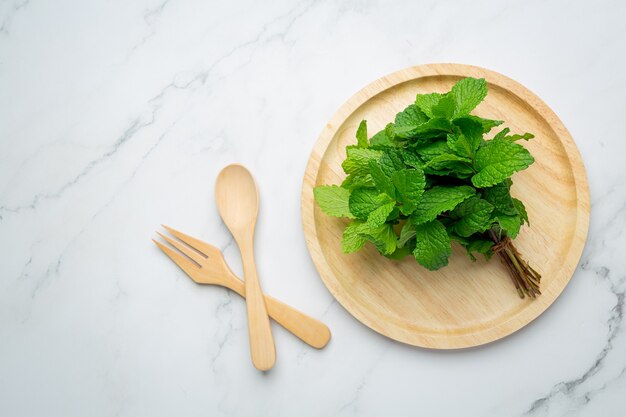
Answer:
xmin=365 ymin=223 xmax=397 ymax=255
xmin=369 ymin=126 xmax=396 ymax=149
xmin=446 ymin=134 xmax=476 ymax=160
xmin=356 ymin=120 xmax=369 ymax=148
xmin=494 ymin=127 xmax=534 ymax=142
xmin=367 ymin=201 xmax=396 ymax=228
xmin=342 ymin=147 xmax=382 ymax=176
xmin=506 ymin=132 xmax=534 ymax=141
xmin=513 ymin=198 xmax=529 ymax=225
xmin=384 ymin=245 xmax=412 ymax=260
xmin=412 ymin=140 xmax=450 ymax=162
xmin=412 ymin=220 xmax=451 ymax=270
xmin=450 ymin=196 xmax=494 ymax=237
xmin=431 ymin=94 xmax=456 ymax=119
xmin=368 ymin=160 xmax=395 ymax=198
xmin=342 ymin=220 xmax=367 ymax=253
xmin=349 ymin=189 xmax=391 ymax=219
xmin=424 ymin=153 xmax=473 ymax=176
xmin=398 ymin=221 xmax=416 ymax=248
xmin=415 ymin=92 xmax=444 ymax=118
xmin=493 ymin=127 xmax=510 ymax=140
xmin=411 ymin=186 xmax=475 ymax=225
xmin=313 ymin=185 xmax=354 ymax=218
xmin=395 ymin=104 xmax=429 ymax=128
xmin=343 ymin=220 xmax=397 ymax=255
xmin=463 ymin=115 xmax=503 ymax=133
xmin=399 ymin=149 xmax=423 ymax=168
xmin=379 ymin=149 xmax=405 ymax=177
xmin=341 ymin=173 xmax=375 ymax=190
xmin=483 ymin=181 xmax=518 ymax=215
xmin=391 ymin=168 xmax=426 ymax=215
xmin=466 ymin=238 xmax=494 ymax=261
xmin=451 ymin=77 xmax=487 ymax=116
xmin=472 ymin=138 xmax=535 ymax=188
xmin=495 ymin=214 xmax=522 ymax=238
xmin=395 ymin=118 xmax=453 ymax=139
xmin=448 ymin=117 xmax=484 ymax=158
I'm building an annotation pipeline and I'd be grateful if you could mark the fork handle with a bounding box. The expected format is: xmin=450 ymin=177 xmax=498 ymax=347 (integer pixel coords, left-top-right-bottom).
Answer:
xmin=263 ymin=294 xmax=331 ymax=349
xmin=227 ymin=280 xmax=331 ymax=349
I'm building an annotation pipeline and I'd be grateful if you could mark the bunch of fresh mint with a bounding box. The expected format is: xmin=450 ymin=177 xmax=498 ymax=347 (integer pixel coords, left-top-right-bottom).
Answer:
xmin=314 ymin=77 xmax=541 ymax=298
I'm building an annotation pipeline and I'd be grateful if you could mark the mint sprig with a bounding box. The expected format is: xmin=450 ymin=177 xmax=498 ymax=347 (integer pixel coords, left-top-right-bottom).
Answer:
xmin=314 ymin=77 xmax=542 ymax=298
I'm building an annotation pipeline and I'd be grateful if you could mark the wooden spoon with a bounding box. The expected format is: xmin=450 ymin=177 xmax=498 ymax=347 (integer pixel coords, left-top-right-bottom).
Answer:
xmin=215 ymin=164 xmax=276 ymax=371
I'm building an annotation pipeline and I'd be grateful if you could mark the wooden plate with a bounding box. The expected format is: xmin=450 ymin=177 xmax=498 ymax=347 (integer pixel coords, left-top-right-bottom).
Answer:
xmin=301 ymin=64 xmax=589 ymax=349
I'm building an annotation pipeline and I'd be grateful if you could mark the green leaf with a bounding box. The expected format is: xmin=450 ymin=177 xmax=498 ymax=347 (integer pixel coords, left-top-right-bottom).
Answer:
xmin=369 ymin=126 xmax=396 ymax=149
xmin=412 ymin=220 xmax=451 ymax=270
xmin=342 ymin=148 xmax=382 ymax=176
xmin=506 ymin=132 xmax=534 ymax=141
xmin=463 ymin=115 xmax=503 ymax=133
xmin=415 ymin=92 xmax=444 ymax=118
xmin=387 ymin=206 xmax=401 ymax=222
xmin=482 ymin=181 xmax=518 ymax=215
xmin=368 ymin=160 xmax=395 ymax=198
xmin=431 ymin=94 xmax=456 ymax=119
xmin=366 ymin=223 xmax=397 ymax=255
xmin=448 ymin=232 xmax=470 ymax=246
xmin=466 ymin=238 xmax=494 ymax=261
xmin=341 ymin=173 xmax=375 ymax=190
xmin=513 ymin=198 xmax=529 ymax=225
xmin=450 ymin=196 xmax=494 ymax=237
xmin=379 ymin=149 xmax=405 ymax=177
xmin=451 ymin=77 xmax=487 ymax=116
xmin=411 ymin=185 xmax=476 ymax=225
xmin=496 ymin=214 xmax=522 ymax=238
xmin=367 ymin=202 xmax=396 ymax=228
xmin=425 ymin=153 xmax=473 ymax=172
xmin=356 ymin=120 xmax=369 ymax=148
xmin=472 ymin=138 xmax=535 ymax=188
xmin=411 ymin=140 xmax=450 ymax=162
xmin=384 ymin=245 xmax=412 ymax=260
xmin=448 ymin=117 xmax=484 ymax=158
xmin=342 ymin=220 xmax=397 ymax=255
xmin=395 ymin=104 xmax=429 ymax=128
xmin=446 ymin=133 xmax=474 ymax=160
xmin=398 ymin=221 xmax=416 ymax=248
xmin=494 ymin=127 xmax=534 ymax=142
xmin=493 ymin=127 xmax=510 ymax=140
xmin=395 ymin=118 xmax=453 ymax=139
xmin=313 ymin=185 xmax=354 ymax=218
xmin=349 ymin=189 xmax=391 ymax=219
xmin=399 ymin=149 xmax=423 ymax=168
xmin=391 ymin=168 xmax=426 ymax=215
xmin=342 ymin=220 xmax=367 ymax=253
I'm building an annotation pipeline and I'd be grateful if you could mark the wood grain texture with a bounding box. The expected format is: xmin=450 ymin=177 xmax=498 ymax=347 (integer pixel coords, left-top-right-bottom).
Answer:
xmin=301 ymin=64 xmax=590 ymax=349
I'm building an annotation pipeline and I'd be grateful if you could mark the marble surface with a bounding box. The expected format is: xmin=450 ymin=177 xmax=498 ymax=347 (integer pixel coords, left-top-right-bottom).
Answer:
xmin=1 ymin=0 xmax=625 ymax=415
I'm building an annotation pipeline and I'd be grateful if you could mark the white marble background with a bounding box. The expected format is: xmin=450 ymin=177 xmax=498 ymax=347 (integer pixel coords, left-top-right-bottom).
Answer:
xmin=1 ymin=0 xmax=625 ymax=416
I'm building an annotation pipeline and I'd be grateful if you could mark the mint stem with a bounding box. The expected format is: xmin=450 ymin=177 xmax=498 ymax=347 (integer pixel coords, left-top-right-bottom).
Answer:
xmin=489 ymin=229 xmax=541 ymax=299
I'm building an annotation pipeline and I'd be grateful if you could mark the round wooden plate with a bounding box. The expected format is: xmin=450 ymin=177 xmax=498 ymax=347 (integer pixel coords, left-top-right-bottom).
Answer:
xmin=301 ymin=63 xmax=589 ymax=349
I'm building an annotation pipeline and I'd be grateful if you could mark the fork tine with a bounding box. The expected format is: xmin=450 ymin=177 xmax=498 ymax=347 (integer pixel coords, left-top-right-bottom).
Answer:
xmin=152 ymin=239 xmax=201 ymax=280
xmin=156 ymin=232 xmax=207 ymax=266
xmin=161 ymin=225 xmax=220 ymax=258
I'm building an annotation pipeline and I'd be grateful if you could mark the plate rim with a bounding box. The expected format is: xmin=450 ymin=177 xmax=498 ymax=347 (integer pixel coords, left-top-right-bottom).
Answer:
xmin=301 ymin=63 xmax=590 ymax=349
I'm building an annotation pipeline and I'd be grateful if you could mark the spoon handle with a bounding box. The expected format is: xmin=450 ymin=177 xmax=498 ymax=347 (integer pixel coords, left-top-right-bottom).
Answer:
xmin=240 ymin=242 xmax=276 ymax=371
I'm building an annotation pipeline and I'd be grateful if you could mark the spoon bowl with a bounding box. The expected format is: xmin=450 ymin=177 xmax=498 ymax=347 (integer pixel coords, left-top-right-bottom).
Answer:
xmin=215 ymin=164 xmax=259 ymax=238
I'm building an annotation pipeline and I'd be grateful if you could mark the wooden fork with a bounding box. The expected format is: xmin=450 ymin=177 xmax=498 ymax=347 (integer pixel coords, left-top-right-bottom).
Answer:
xmin=153 ymin=225 xmax=331 ymax=349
